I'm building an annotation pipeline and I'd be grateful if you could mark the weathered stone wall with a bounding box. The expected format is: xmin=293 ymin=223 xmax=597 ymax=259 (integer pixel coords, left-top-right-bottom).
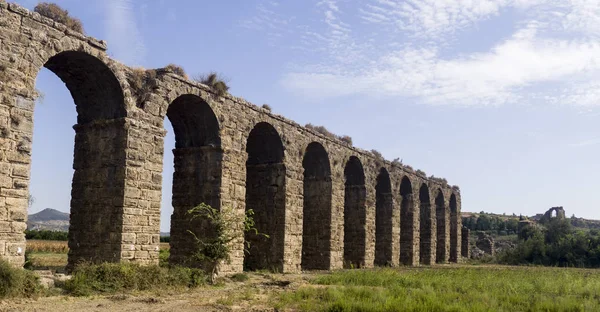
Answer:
xmin=461 ymin=227 xmax=470 ymax=259
xmin=0 ymin=1 xmax=462 ymax=272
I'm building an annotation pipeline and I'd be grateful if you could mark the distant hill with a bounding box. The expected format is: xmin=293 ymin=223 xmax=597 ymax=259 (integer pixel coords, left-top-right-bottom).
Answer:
xmin=27 ymin=208 xmax=69 ymax=232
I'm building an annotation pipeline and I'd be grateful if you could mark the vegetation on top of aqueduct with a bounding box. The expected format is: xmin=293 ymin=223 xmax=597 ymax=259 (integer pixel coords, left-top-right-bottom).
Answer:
xmin=34 ymin=2 xmax=83 ymax=33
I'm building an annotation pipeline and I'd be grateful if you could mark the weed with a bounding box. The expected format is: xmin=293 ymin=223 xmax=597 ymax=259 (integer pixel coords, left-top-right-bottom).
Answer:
xmin=163 ymin=64 xmax=188 ymax=79
xmin=34 ymin=3 xmax=83 ymax=33
xmin=339 ymin=135 xmax=352 ymax=145
xmin=61 ymin=262 xmax=206 ymax=296
xmin=370 ymin=149 xmax=382 ymax=158
xmin=0 ymin=259 xmax=42 ymax=299
xmin=195 ymin=72 xmax=230 ymax=97
xmin=262 ymin=104 xmax=272 ymax=111
xmin=230 ymin=273 xmax=249 ymax=282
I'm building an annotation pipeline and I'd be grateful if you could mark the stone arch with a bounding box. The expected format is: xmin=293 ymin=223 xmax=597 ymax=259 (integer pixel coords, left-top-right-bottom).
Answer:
xmin=244 ymin=122 xmax=286 ymax=271
xmin=343 ymin=156 xmax=366 ymax=268
xmin=301 ymin=142 xmax=332 ymax=270
xmin=435 ymin=189 xmax=447 ymax=263
xmin=418 ymin=183 xmax=433 ymax=265
xmin=375 ymin=168 xmax=393 ymax=266
xmin=449 ymin=193 xmax=459 ymax=263
xmin=399 ymin=176 xmax=415 ymax=265
xmin=23 ymin=50 xmax=129 ymax=269
xmin=166 ymin=94 xmax=223 ymax=266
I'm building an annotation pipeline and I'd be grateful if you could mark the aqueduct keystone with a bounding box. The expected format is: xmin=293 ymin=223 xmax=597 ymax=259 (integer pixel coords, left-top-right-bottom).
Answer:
xmin=0 ymin=1 xmax=462 ymax=272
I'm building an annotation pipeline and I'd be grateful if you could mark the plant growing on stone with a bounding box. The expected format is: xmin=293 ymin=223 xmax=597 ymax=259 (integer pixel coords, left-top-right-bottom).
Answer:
xmin=339 ymin=135 xmax=352 ymax=145
xmin=186 ymin=203 xmax=266 ymax=284
xmin=195 ymin=72 xmax=230 ymax=97
xmin=371 ymin=149 xmax=382 ymax=158
xmin=416 ymin=169 xmax=426 ymax=176
xmin=34 ymin=2 xmax=83 ymax=33
xmin=163 ymin=64 xmax=188 ymax=79
xmin=262 ymin=104 xmax=272 ymax=111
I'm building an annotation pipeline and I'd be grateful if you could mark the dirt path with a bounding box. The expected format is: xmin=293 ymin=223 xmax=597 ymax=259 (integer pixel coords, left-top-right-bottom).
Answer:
xmin=0 ymin=273 xmax=311 ymax=312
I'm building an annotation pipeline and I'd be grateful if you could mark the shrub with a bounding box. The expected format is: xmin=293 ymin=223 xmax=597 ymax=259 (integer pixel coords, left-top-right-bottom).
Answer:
xmin=195 ymin=72 xmax=230 ymax=97
xmin=0 ymin=260 xmax=42 ymax=299
xmin=339 ymin=135 xmax=352 ymax=145
xmin=34 ymin=3 xmax=83 ymax=33
xmin=392 ymin=158 xmax=402 ymax=165
xmin=416 ymin=169 xmax=426 ymax=176
xmin=262 ymin=104 xmax=272 ymax=111
xmin=371 ymin=149 xmax=382 ymax=158
xmin=61 ymin=263 xmax=205 ymax=296
xmin=186 ymin=203 xmax=266 ymax=283
xmin=163 ymin=64 xmax=188 ymax=79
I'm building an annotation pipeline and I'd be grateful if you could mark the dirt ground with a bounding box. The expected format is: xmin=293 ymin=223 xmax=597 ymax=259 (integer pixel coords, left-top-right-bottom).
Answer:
xmin=0 ymin=272 xmax=310 ymax=312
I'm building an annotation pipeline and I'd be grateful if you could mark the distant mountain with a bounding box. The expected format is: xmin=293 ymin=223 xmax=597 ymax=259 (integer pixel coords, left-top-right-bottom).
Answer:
xmin=27 ymin=208 xmax=69 ymax=231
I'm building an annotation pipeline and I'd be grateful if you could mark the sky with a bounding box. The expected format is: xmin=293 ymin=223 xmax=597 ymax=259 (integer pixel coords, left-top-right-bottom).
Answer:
xmin=17 ymin=0 xmax=600 ymax=232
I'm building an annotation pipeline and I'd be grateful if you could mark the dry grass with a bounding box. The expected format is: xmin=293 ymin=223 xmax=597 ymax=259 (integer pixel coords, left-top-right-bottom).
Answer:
xmin=34 ymin=3 xmax=83 ymax=33
xmin=195 ymin=72 xmax=230 ymax=97
xmin=163 ymin=64 xmax=188 ymax=79
xmin=27 ymin=240 xmax=68 ymax=254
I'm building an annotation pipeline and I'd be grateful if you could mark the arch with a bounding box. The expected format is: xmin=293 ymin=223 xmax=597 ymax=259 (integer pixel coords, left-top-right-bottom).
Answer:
xmin=418 ymin=183 xmax=433 ymax=265
xmin=166 ymin=94 xmax=223 ymax=266
xmin=435 ymin=190 xmax=447 ymax=263
xmin=449 ymin=193 xmax=459 ymax=263
xmin=23 ymin=51 xmax=129 ymax=269
xmin=44 ymin=51 xmax=126 ymax=124
xmin=301 ymin=142 xmax=332 ymax=270
xmin=399 ymin=176 xmax=414 ymax=265
xmin=375 ymin=168 xmax=393 ymax=266
xmin=244 ymin=122 xmax=286 ymax=271
xmin=343 ymin=156 xmax=366 ymax=268
xmin=166 ymin=94 xmax=220 ymax=148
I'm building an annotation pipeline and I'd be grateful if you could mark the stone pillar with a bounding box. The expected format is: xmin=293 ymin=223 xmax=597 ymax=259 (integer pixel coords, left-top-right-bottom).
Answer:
xmin=282 ymin=164 xmax=303 ymax=273
xmin=0 ymin=93 xmax=33 ymax=267
xmin=363 ymin=176 xmax=376 ymax=268
xmin=68 ymin=118 xmax=130 ymax=268
xmin=168 ymin=147 xmax=222 ymax=266
xmin=461 ymin=227 xmax=470 ymax=259
xmin=400 ymin=194 xmax=419 ymax=266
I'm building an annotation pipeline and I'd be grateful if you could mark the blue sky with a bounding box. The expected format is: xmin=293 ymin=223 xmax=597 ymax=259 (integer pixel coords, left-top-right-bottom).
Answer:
xmin=19 ymin=0 xmax=600 ymax=231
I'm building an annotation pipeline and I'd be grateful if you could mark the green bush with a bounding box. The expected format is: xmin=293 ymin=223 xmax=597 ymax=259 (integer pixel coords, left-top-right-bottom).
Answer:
xmin=61 ymin=263 xmax=206 ymax=296
xmin=25 ymin=229 xmax=68 ymax=241
xmin=34 ymin=3 xmax=83 ymax=33
xmin=0 ymin=260 xmax=42 ymax=299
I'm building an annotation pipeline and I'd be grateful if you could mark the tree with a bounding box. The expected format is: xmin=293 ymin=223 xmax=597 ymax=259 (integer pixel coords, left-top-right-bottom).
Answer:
xmin=186 ymin=203 xmax=267 ymax=283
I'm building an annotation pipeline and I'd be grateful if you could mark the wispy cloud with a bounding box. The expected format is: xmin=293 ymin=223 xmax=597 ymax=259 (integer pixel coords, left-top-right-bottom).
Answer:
xmin=104 ymin=0 xmax=146 ymax=66
xmin=269 ymin=0 xmax=600 ymax=107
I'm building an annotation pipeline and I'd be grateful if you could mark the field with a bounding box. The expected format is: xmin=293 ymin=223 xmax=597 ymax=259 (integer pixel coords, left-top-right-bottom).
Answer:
xmin=10 ymin=240 xmax=600 ymax=311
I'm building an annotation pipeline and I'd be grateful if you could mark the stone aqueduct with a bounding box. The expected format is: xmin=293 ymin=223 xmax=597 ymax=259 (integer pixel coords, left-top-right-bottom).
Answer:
xmin=0 ymin=2 xmax=463 ymax=273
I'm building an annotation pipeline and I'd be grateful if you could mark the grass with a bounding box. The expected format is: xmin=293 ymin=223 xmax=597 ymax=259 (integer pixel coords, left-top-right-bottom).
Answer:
xmin=275 ymin=266 xmax=600 ymax=311
xmin=62 ymin=262 xmax=207 ymax=296
xmin=0 ymin=260 xmax=42 ymax=299
xmin=34 ymin=2 xmax=84 ymax=33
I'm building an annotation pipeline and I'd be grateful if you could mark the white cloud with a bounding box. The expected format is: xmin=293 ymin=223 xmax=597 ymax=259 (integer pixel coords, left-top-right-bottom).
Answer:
xmin=104 ymin=0 xmax=146 ymax=66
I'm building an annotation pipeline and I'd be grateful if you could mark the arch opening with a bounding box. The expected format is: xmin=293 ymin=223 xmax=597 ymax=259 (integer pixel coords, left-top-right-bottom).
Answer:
xmin=435 ymin=190 xmax=447 ymax=263
xmin=343 ymin=156 xmax=366 ymax=268
xmin=244 ymin=122 xmax=286 ymax=271
xmin=301 ymin=142 xmax=332 ymax=270
xmin=399 ymin=176 xmax=414 ymax=265
xmin=418 ymin=184 xmax=433 ymax=265
xmin=166 ymin=94 xmax=223 ymax=266
xmin=449 ymin=194 xmax=459 ymax=263
xmin=375 ymin=168 xmax=393 ymax=266
xmin=23 ymin=51 xmax=127 ymax=269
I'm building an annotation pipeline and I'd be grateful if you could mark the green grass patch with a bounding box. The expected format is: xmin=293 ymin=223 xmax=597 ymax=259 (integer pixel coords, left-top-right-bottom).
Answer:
xmin=230 ymin=272 xmax=249 ymax=282
xmin=61 ymin=262 xmax=206 ymax=296
xmin=0 ymin=260 xmax=43 ymax=299
xmin=277 ymin=266 xmax=600 ymax=311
